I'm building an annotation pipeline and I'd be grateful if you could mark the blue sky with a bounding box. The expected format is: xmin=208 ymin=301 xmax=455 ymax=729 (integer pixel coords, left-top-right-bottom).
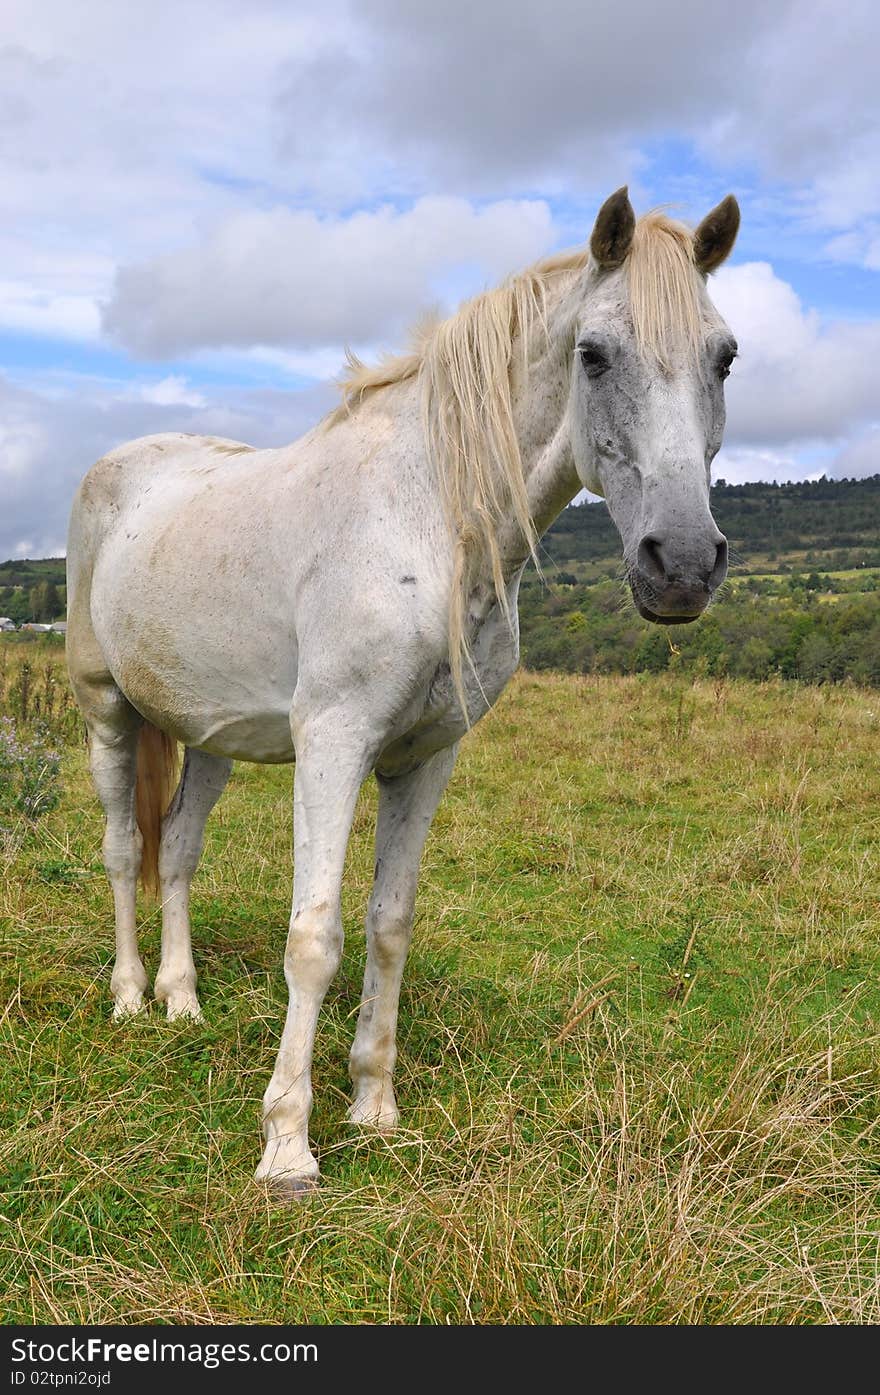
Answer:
xmin=1 ymin=0 xmax=878 ymax=557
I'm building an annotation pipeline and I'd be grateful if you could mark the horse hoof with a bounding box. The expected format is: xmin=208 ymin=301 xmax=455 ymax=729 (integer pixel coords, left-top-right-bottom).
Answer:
xmin=260 ymin=1174 xmax=320 ymax=1203
xmin=347 ymin=1100 xmax=399 ymax=1132
xmin=165 ymin=995 xmax=202 ymax=1022
xmin=112 ymin=994 xmax=146 ymax=1020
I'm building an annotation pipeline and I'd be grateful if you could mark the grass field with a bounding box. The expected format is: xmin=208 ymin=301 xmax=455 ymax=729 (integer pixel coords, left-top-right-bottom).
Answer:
xmin=2 ymin=646 xmax=880 ymax=1323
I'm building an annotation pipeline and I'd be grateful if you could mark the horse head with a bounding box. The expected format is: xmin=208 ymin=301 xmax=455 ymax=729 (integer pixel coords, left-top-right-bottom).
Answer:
xmin=571 ymin=187 xmax=740 ymax=624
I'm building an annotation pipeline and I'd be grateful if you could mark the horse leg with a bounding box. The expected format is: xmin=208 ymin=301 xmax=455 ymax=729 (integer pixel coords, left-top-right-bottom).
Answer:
xmin=67 ymin=571 xmax=151 ymax=1018
xmin=348 ymin=746 xmax=457 ymax=1128
xmin=85 ymin=710 xmax=147 ymax=1018
xmin=154 ymin=748 xmax=232 ymax=1021
xmin=255 ymin=716 xmax=372 ymax=1196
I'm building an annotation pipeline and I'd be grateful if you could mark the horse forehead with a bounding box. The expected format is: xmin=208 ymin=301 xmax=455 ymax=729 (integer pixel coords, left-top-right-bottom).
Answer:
xmin=577 ymin=269 xmax=728 ymax=341
xmin=577 ymin=271 xmax=631 ymax=331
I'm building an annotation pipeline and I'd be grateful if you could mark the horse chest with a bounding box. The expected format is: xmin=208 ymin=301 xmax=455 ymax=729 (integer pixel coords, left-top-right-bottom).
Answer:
xmin=377 ymin=597 xmax=521 ymax=776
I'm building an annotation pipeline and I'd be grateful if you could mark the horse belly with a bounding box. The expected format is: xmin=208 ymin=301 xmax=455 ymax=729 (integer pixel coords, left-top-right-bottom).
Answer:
xmin=192 ymin=712 xmax=296 ymax=764
xmin=135 ymin=645 xmax=294 ymax=761
xmin=94 ymin=602 xmax=298 ymax=763
xmin=128 ymin=639 xmax=295 ymax=761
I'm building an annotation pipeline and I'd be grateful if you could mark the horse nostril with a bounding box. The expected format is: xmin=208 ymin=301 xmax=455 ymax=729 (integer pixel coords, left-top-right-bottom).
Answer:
xmin=637 ymin=534 xmax=667 ymax=586
xmin=709 ymin=537 xmax=729 ymax=589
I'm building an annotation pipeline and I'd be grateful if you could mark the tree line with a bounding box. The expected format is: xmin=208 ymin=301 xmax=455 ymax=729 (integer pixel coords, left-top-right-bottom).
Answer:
xmin=519 ymin=575 xmax=880 ymax=686
xmin=523 ymin=473 xmax=880 ymax=686
xmin=0 ymin=580 xmax=64 ymax=625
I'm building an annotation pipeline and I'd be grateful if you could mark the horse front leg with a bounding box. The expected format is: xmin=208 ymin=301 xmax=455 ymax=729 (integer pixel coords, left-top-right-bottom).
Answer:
xmin=349 ymin=746 xmax=458 ymax=1129
xmin=255 ymin=714 xmax=373 ymax=1198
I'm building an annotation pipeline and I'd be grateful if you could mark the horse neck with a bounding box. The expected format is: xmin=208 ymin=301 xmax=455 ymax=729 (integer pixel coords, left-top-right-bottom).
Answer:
xmin=499 ymin=309 xmax=581 ymax=577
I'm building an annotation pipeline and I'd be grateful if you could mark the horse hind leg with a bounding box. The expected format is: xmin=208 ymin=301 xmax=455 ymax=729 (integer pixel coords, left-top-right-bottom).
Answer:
xmin=81 ymin=699 xmax=149 ymax=1018
xmin=154 ymin=747 xmax=232 ymax=1020
xmin=67 ymin=550 xmax=152 ymax=1016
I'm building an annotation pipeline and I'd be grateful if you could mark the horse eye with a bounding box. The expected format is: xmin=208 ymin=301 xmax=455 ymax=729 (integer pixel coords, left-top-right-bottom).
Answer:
xmin=716 ymin=349 xmax=737 ymax=381
xmin=579 ymin=344 xmax=608 ymax=377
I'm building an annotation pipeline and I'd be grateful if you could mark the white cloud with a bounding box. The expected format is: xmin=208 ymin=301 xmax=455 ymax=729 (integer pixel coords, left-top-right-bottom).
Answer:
xmin=0 ymin=0 xmax=877 ymax=350
xmin=0 ymin=372 xmax=336 ymax=559
xmin=245 ymin=345 xmax=360 ymax=382
xmin=710 ymin=262 xmax=880 ymax=446
xmin=712 ymin=446 xmax=822 ymax=487
xmin=824 ymin=227 xmax=880 ymax=273
xmin=0 ymin=281 xmax=101 ymax=341
xmin=828 ymin=426 xmax=880 ymax=480
xmin=271 ymin=0 xmax=880 ymax=246
xmin=705 ymin=3 xmax=880 ymax=222
xmin=137 ymin=376 xmax=207 ymax=408
xmin=103 ymin=197 xmax=556 ymax=356
xmin=0 ymin=0 xmax=879 ymax=553
xmin=0 ymin=410 xmax=50 ymax=479
xmin=274 ymin=0 xmax=770 ymax=196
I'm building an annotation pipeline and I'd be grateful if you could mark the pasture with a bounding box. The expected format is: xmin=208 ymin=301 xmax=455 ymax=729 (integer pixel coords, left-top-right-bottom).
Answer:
xmin=2 ymin=643 xmax=879 ymax=1323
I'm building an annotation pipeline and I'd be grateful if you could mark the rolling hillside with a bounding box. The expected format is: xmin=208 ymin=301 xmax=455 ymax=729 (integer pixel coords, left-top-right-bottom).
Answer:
xmin=540 ymin=473 xmax=880 ymax=577
xmin=526 ymin=475 xmax=880 ymax=686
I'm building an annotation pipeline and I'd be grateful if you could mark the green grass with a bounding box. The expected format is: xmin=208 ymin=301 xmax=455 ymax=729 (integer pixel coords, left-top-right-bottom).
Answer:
xmin=2 ymin=666 xmax=880 ymax=1323
xmin=731 ymin=553 xmax=880 ymax=576
xmin=740 ymin=568 xmax=880 ymax=583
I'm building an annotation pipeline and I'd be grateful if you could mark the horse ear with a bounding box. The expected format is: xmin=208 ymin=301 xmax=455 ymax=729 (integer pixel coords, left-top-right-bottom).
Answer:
xmin=590 ymin=187 xmax=636 ymax=269
xmin=693 ymin=195 xmax=740 ymax=274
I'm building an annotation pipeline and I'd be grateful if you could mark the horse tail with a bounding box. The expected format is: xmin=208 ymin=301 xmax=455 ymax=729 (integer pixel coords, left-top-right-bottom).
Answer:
xmin=135 ymin=722 xmax=179 ymax=898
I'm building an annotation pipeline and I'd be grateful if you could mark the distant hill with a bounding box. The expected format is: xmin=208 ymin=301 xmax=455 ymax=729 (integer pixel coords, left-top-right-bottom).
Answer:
xmin=0 ymin=558 xmax=67 ymax=626
xmin=541 ymin=473 xmax=880 ymax=576
xmin=0 ymin=557 xmax=67 ymax=590
xmin=523 ymin=474 xmax=880 ymax=687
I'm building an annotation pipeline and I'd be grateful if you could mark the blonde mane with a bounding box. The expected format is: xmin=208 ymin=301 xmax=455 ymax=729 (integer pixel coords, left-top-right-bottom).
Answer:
xmin=626 ymin=211 xmax=703 ymax=370
xmin=329 ymin=214 xmax=703 ymax=717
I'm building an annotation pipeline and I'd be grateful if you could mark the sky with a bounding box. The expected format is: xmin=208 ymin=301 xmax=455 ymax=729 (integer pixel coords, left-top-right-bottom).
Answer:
xmin=0 ymin=0 xmax=878 ymax=558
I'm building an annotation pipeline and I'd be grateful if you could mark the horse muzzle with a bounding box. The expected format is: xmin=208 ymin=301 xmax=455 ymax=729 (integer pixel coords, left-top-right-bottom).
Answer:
xmin=630 ymin=530 xmax=728 ymax=625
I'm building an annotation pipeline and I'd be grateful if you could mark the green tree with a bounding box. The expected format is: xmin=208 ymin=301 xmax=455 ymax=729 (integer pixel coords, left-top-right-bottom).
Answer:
xmin=3 ymin=588 xmax=31 ymax=625
xmin=28 ymin=580 xmax=62 ymax=622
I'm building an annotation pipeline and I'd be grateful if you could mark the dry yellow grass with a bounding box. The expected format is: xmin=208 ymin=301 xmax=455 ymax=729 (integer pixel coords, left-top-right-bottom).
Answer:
xmin=1 ymin=660 xmax=879 ymax=1323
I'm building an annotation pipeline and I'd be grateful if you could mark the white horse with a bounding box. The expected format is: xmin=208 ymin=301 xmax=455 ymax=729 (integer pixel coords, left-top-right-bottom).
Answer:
xmin=66 ymin=188 xmax=740 ymax=1196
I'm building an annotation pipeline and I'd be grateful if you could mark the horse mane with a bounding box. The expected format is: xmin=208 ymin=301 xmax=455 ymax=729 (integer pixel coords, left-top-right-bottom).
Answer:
xmin=626 ymin=210 xmax=703 ymax=370
xmin=328 ymin=213 xmax=703 ymax=717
